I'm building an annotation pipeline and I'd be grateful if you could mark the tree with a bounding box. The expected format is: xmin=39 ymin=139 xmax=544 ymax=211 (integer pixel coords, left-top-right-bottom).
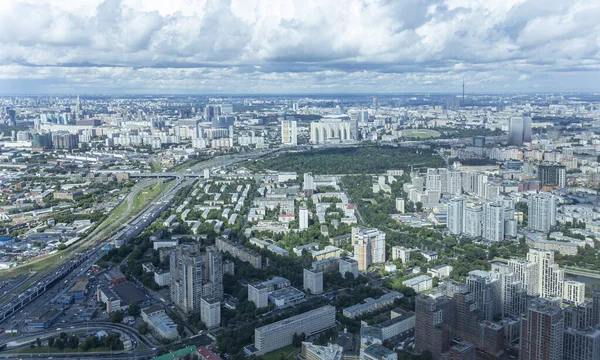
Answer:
xmin=139 ymin=321 xmax=149 ymax=335
xmin=416 ymin=202 xmax=423 ymax=212
xmin=56 ymin=339 xmax=65 ymax=351
xmin=111 ymin=310 xmax=123 ymax=323
xmin=292 ymin=332 xmax=306 ymax=347
xmin=36 ymin=338 xmax=41 ymax=347
xmin=48 ymin=337 xmax=55 ymax=347
xmin=128 ymin=303 xmax=141 ymax=316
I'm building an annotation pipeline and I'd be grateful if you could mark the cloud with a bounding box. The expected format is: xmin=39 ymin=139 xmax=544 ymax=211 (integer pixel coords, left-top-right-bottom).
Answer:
xmin=0 ymin=0 xmax=598 ymax=93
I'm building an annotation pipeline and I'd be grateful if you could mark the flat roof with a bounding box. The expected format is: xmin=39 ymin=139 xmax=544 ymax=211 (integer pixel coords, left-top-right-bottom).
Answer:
xmin=112 ymin=282 xmax=146 ymax=305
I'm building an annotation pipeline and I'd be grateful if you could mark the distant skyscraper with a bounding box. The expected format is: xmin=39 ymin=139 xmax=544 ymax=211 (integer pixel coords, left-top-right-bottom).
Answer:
xmin=538 ymin=165 xmax=567 ymax=189
xmin=519 ymin=299 xmax=564 ymax=360
xmin=372 ymin=96 xmax=377 ymax=109
xmin=508 ymin=116 xmax=532 ymax=146
xmin=448 ymin=197 xmax=465 ymax=235
xmin=281 ymin=119 xmax=298 ymax=146
xmin=352 ymin=227 xmax=386 ymax=271
xmin=528 ymin=192 xmax=557 ymax=232
xmin=483 ymin=202 xmax=504 ymax=242
xmin=6 ymin=109 xmax=16 ymax=127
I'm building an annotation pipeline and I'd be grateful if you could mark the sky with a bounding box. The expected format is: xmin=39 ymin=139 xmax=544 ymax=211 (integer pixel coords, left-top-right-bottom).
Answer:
xmin=0 ymin=0 xmax=599 ymax=94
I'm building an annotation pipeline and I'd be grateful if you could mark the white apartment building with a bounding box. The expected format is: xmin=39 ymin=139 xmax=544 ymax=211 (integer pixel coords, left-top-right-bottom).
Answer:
xmin=200 ymin=297 xmax=221 ymax=329
xmin=563 ymin=280 xmax=586 ymax=305
xmin=252 ymin=305 xmax=336 ymax=355
xmin=529 ymin=192 xmax=557 ymax=232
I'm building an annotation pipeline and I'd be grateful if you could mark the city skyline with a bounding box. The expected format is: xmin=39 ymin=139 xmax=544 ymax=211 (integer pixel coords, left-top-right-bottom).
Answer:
xmin=0 ymin=0 xmax=599 ymax=94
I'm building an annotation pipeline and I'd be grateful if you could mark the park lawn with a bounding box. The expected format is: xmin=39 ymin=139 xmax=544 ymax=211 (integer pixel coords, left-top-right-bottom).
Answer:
xmin=401 ymin=129 xmax=441 ymax=139
xmin=132 ymin=182 xmax=163 ymax=212
xmin=261 ymin=345 xmax=299 ymax=360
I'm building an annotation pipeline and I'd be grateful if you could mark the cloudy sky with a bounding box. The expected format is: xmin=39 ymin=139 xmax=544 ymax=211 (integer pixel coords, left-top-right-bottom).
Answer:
xmin=0 ymin=0 xmax=599 ymax=94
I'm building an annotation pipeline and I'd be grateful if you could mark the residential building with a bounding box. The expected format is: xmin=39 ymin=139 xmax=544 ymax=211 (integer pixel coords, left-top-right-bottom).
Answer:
xmin=529 ymin=192 xmax=557 ymax=232
xmin=251 ymin=305 xmax=336 ymax=355
xmin=200 ymin=297 xmax=221 ymax=329
xmin=352 ymin=227 xmax=386 ymax=271
xmin=339 ymin=258 xmax=359 ymax=279
xmin=564 ymin=281 xmax=586 ymax=306
xmin=281 ymin=119 xmax=298 ymax=146
xmin=303 ymin=268 xmax=324 ymax=294
xmin=519 ymin=299 xmax=564 ymax=360
xmin=343 ymin=292 xmax=403 ymax=319
xmin=170 ymin=245 xmax=223 ymax=313
xmin=403 ymin=275 xmax=433 ymax=293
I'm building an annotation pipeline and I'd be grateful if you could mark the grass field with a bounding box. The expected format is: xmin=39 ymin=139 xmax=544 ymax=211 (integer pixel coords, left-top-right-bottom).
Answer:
xmin=400 ymin=129 xmax=441 ymax=139
xmin=261 ymin=345 xmax=299 ymax=360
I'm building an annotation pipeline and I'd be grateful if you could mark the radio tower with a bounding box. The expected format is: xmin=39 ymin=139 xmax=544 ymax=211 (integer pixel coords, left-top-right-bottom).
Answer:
xmin=462 ymin=79 xmax=465 ymax=105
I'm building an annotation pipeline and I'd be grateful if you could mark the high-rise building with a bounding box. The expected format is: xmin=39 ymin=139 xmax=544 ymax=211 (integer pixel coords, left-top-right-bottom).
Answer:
xmin=529 ymin=192 xmax=557 ymax=232
xmin=212 ymin=115 xmax=234 ymax=129
xmin=6 ymin=109 xmax=16 ymax=127
xmin=448 ymin=197 xmax=465 ymax=235
xmin=299 ymin=206 xmax=310 ymax=230
xmin=303 ymin=268 xmax=323 ymax=294
xmin=508 ymin=116 xmax=532 ymax=146
xmin=483 ymin=202 xmax=504 ymax=242
xmin=170 ymin=245 xmax=223 ymax=313
xmin=519 ymin=299 xmax=564 ymax=360
xmin=352 ymin=227 xmax=386 ymax=271
xmin=395 ymin=198 xmax=405 ymax=213
xmin=466 ymin=270 xmax=501 ymax=321
xmin=415 ymin=293 xmax=455 ymax=359
xmin=310 ymin=117 xmax=357 ymax=144
xmin=473 ymin=136 xmax=486 ymax=148
xmin=303 ymin=172 xmax=315 ymax=196
xmin=200 ymin=297 xmax=221 ymax=329
xmin=564 ymin=281 xmax=586 ymax=306
xmin=508 ymin=258 xmax=539 ymax=296
xmin=527 ymin=249 xmax=564 ymax=298
xmin=281 ymin=119 xmax=298 ymax=146
xmin=563 ymin=327 xmax=600 ymax=360
xmin=491 ymin=262 xmax=527 ymax=318
xmin=538 ymin=165 xmax=567 ymax=189
xmin=463 ymin=203 xmax=483 ymax=238
xmin=453 ymin=290 xmax=484 ymax=347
